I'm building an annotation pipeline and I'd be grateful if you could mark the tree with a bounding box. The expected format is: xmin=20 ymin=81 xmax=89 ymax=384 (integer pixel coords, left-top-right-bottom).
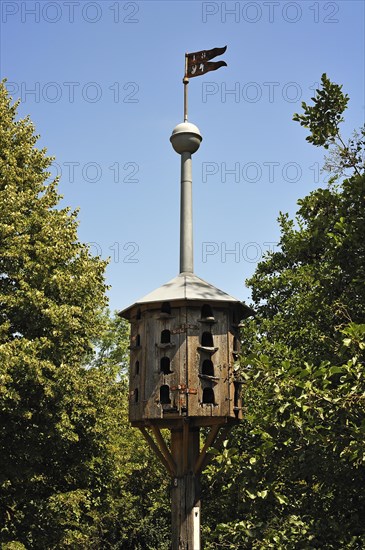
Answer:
xmin=0 ymin=83 xmax=169 ymax=550
xmin=202 ymin=322 xmax=365 ymax=549
xmin=89 ymin=309 xmax=130 ymax=376
xmin=83 ymin=311 xmax=172 ymax=550
xmin=0 ymin=82 xmax=171 ymax=549
xmin=0 ymin=78 xmax=107 ymax=546
xmin=240 ymin=74 xmax=364 ymax=368
xmin=202 ymin=76 xmax=365 ymax=548
xmin=293 ymin=73 xmax=364 ymax=178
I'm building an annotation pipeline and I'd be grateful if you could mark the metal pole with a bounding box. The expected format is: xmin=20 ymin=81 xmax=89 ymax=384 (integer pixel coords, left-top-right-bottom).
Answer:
xmin=184 ymin=54 xmax=189 ymax=122
xmin=180 ymin=151 xmax=194 ymax=273
xmin=183 ymin=78 xmax=189 ymax=122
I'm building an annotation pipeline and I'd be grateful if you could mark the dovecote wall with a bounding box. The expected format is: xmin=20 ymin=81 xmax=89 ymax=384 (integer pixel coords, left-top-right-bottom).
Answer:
xmin=128 ymin=300 xmax=243 ymax=426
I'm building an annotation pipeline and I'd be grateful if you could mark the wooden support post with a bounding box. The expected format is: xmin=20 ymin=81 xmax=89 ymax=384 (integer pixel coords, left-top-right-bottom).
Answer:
xmin=140 ymin=422 xmax=236 ymax=548
xmin=171 ymin=427 xmax=201 ymax=550
xmin=183 ymin=420 xmax=189 ymax=474
xmin=197 ymin=424 xmax=234 ymax=474
xmin=151 ymin=425 xmax=177 ymax=476
xmin=194 ymin=424 xmax=221 ymax=476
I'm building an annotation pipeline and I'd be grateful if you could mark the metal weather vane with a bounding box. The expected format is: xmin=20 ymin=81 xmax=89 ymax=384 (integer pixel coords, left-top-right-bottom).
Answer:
xmin=185 ymin=45 xmax=227 ymax=78
xmin=183 ymin=45 xmax=227 ymax=121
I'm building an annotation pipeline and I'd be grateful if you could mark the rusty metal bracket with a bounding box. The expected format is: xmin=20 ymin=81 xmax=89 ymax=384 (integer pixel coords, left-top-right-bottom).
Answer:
xmin=171 ymin=323 xmax=199 ymax=334
xmin=171 ymin=384 xmax=197 ymax=395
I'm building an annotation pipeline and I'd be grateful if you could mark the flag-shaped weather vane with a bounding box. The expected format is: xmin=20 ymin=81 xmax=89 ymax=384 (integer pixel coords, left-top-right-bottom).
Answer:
xmin=183 ymin=45 xmax=227 ymax=121
xmin=185 ymin=45 xmax=227 ymax=78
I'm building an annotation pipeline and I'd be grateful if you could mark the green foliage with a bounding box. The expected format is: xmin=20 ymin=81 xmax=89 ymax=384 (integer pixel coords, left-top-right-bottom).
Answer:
xmin=0 ymin=80 xmax=108 ymax=360
xmin=293 ymin=73 xmax=349 ymax=149
xmin=202 ymin=77 xmax=365 ymax=548
xmin=241 ymin=173 xmax=365 ymax=368
xmin=0 ymin=82 xmax=170 ymax=548
xmin=3 ymin=70 xmax=364 ymax=549
xmin=89 ymin=309 xmax=130 ymax=377
xmin=323 ymin=126 xmax=365 ymax=177
xmin=293 ymin=73 xmax=364 ymax=178
xmin=203 ymin=326 xmax=365 ymax=548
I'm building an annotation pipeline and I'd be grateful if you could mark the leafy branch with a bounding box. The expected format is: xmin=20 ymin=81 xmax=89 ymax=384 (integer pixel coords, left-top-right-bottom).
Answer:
xmin=293 ymin=73 xmax=363 ymax=177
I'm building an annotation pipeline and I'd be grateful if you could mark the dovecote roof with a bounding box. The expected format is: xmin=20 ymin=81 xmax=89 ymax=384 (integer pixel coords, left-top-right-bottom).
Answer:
xmin=120 ymin=272 xmax=254 ymax=320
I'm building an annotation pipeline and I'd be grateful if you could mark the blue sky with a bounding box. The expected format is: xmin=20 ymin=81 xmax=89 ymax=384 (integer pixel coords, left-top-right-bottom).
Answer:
xmin=1 ymin=0 xmax=364 ymax=312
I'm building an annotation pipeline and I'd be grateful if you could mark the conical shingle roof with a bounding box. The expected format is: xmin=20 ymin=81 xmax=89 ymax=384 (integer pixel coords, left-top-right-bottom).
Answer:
xmin=120 ymin=272 xmax=253 ymax=319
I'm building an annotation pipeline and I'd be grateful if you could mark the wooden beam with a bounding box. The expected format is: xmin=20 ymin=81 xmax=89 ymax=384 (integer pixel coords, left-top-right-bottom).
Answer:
xmin=139 ymin=427 xmax=175 ymax=477
xmin=193 ymin=424 xmax=221 ymax=475
xmin=194 ymin=424 xmax=235 ymax=475
xmin=151 ymin=425 xmax=177 ymax=477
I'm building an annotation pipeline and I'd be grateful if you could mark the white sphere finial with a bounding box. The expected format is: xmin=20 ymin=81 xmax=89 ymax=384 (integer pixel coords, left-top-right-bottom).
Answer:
xmin=170 ymin=122 xmax=202 ymax=154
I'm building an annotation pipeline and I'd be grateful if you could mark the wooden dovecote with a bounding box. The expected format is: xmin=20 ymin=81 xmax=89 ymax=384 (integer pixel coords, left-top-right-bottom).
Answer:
xmin=118 ymin=116 xmax=254 ymax=550
xmin=120 ymin=272 xmax=253 ymax=428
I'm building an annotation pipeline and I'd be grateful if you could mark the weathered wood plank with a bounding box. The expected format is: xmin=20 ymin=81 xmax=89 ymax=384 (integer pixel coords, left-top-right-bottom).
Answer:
xmin=194 ymin=424 xmax=222 ymax=475
xmin=151 ymin=425 xmax=177 ymax=476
